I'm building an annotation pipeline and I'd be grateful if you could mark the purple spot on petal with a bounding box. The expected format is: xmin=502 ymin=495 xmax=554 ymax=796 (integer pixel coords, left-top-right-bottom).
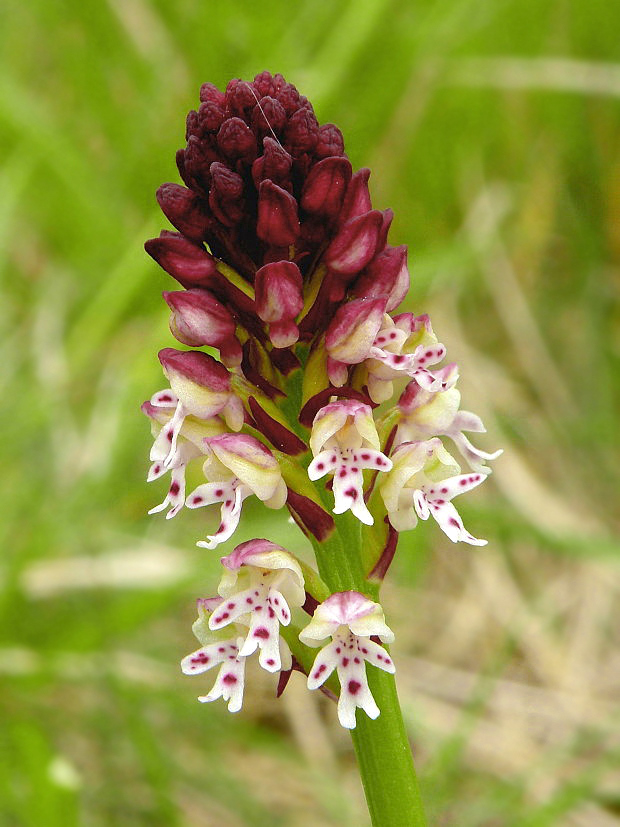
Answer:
xmin=169 ymin=482 xmax=180 ymax=496
xmin=449 ymin=518 xmax=459 ymax=527
xmin=246 ymin=597 xmax=253 ymax=604
xmin=317 ymin=463 xmax=324 ymax=471
xmin=342 ymin=657 xmax=349 ymax=667
xmin=222 ymin=673 xmax=237 ymax=685
xmin=191 ymin=653 xmax=209 ymax=664
xmin=192 ymin=496 xmax=203 ymax=504
xmin=254 ymin=627 xmax=269 ymax=639
xmin=266 ymin=659 xmax=275 ymax=666
xmin=441 ymin=487 xmax=448 ymax=493
xmin=348 ymin=680 xmax=361 ymax=695
xmin=344 ymin=488 xmax=358 ymax=500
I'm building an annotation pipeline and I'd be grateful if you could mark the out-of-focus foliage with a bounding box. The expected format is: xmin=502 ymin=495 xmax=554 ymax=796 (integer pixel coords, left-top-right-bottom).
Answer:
xmin=1 ymin=0 xmax=618 ymax=824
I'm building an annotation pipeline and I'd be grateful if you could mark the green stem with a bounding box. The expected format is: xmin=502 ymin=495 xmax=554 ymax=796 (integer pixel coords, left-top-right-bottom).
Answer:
xmin=309 ymin=513 xmax=427 ymax=827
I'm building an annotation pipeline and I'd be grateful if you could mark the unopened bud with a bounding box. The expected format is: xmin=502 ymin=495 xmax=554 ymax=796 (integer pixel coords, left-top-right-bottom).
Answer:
xmin=301 ymin=157 xmax=352 ymax=219
xmin=255 ymin=261 xmax=303 ymax=347
xmin=325 ymin=210 xmax=383 ymax=275
xmin=256 ymin=180 xmax=299 ymax=247
xmin=145 ymin=233 xmax=218 ymax=286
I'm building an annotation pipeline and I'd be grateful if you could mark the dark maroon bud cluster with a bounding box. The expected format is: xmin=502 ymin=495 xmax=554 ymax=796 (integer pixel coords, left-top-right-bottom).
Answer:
xmin=145 ymin=72 xmax=410 ymax=422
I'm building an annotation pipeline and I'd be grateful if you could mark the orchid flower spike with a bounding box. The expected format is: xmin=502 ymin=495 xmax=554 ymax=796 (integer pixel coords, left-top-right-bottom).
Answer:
xmin=380 ymin=438 xmax=488 ymax=545
xmin=308 ymin=400 xmax=392 ymax=525
xmin=208 ymin=540 xmax=305 ymax=672
xmin=300 ymin=591 xmax=395 ymax=729
xmin=186 ymin=434 xmax=287 ymax=549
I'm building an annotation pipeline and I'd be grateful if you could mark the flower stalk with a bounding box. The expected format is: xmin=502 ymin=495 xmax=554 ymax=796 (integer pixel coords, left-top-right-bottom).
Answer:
xmin=141 ymin=71 xmax=502 ymax=826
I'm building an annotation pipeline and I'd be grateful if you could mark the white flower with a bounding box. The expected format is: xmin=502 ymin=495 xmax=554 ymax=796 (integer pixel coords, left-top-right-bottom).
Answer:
xmin=396 ymin=381 xmax=502 ymax=475
xmin=307 ymin=400 xmax=392 ymax=525
xmin=380 ymin=438 xmax=487 ymax=545
xmin=299 ymin=591 xmax=395 ymax=729
xmin=208 ymin=540 xmax=305 ymax=673
xmin=186 ymin=435 xmax=287 ymax=549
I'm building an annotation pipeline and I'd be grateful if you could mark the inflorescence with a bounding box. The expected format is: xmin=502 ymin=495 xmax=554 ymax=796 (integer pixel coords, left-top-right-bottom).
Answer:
xmin=142 ymin=72 xmax=501 ymax=729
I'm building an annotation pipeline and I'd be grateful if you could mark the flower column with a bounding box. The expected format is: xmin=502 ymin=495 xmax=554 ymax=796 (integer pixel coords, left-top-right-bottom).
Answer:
xmin=142 ymin=72 xmax=502 ymax=827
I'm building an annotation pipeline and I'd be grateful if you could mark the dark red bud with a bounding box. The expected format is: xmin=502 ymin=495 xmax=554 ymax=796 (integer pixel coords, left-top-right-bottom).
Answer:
xmin=184 ymin=135 xmax=219 ymax=192
xmin=340 ymin=168 xmax=372 ymax=224
xmin=324 ymin=210 xmax=383 ymax=275
xmin=158 ymin=347 xmax=230 ymax=392
xmin=199 ymin=82 xmax=226 ymax=105
xmin=352 ymin=245 xmax=409 ymax=311
xmin=275 ymin=82 xmax=303 ymax=116
xmin=217 ymin=117 xmax=257 ymax=162
xmin=256 ymin=180 xmax=299 ymax=247
xmin=253 ymin=71 xmax=275 ymax=98
xmin=251 ymin=137 xmax=293 ymax=188
xmin=156 ymin=183 xmax=211 ymax=242
xmin=198 ymin=100 xmax=226 ymax=133
xmin=315 ymin=123 xmax=345 ymax=158
xmin=208 ymin=162 xmax=245 ymax=227
xmin=163 ymin=288 xmax=236 ymax=347
xmin=225 ymin=78 xmax=256 ymax=118
xmin=145 ymin=233 xmax=218 ymax=284
xmin=251 ymin=96 xmax=287 ymax=139
xmin=301 ymin=156 xmax=352 ymax=219
xmin=284 ymin=107 xmax=319 ymax=155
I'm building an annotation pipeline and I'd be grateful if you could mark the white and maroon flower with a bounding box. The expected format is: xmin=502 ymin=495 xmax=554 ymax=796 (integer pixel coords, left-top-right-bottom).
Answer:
xmin=142 ymin=398 xmax=226 ymax=519
xmin=181 ymin=598 xmax=249 ymax=713
xmin=154 ymin=348 xmax=244 ymax=468
xmin=324 ymin=297 xmax=388 ymax=386
xmin=299 ymin=591 xmax=395 ymax=729
xmin=308 ymin=400 xmax=392 ymax=525
xmin=163 ymin=289 xmax=242 ymax=367
xmin=380 ymin=438 xmax=487 ymax=545
xmin=207 ymin=540 xmax=304 ymax=672
xmin=396 ymin=382 xmax=502 ymax=474
xmin=186 ymin=434 xmax=287 ymax=549
xmin=362 ymin=313 xmax=458 ymax=403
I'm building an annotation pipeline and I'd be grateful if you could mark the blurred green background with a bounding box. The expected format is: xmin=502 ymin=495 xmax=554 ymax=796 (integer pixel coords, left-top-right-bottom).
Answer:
xmin=1 ymin=0 xmax=619 ymax=824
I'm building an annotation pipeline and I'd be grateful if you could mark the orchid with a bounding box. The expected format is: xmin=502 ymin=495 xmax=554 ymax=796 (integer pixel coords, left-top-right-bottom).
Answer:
xmin=141 ymin=71 xmax=501 ymax=826
xmin=209 ymin=539 xmax=304 ymax=672
xmin=380 ymin=438 xmax=488 ymax=545
xmin=396 ymin=381 xmax=503 ymax=474
xmin=307 ymin=399 xmax=392 ymax=525
xmin=300 ymin=591 xmax=395 ymax=729
xmin=186 ymin=434 xmax=287 ymax=549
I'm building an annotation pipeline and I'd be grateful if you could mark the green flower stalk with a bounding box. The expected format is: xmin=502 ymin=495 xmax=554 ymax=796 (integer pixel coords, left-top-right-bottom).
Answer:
xmin=141 ymin=71 xmax=502 ymax=826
